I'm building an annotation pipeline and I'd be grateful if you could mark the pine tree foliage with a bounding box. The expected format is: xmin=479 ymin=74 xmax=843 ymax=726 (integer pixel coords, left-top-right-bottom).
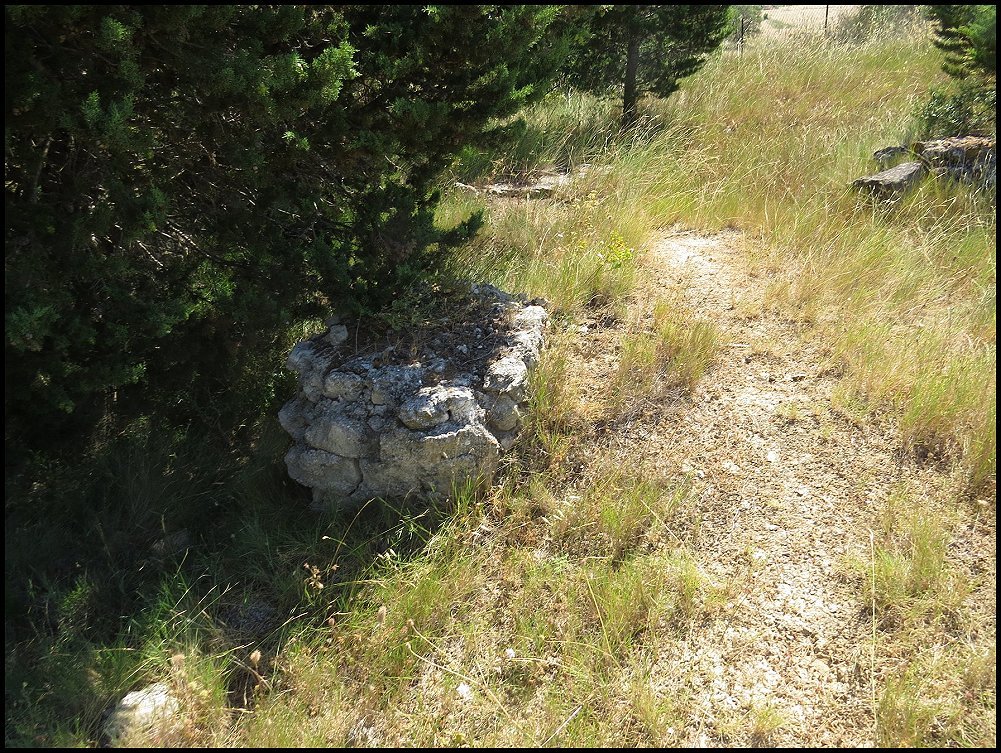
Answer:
xmin=4 ymin=5 xmax=567 ymax=450
xmin=561 ymin=4 xmax=730 ymax=128
xmin=918 ymin=5 xmax=995 ymax=137
xmin=927 ymin=4 xmax=996 ymax=80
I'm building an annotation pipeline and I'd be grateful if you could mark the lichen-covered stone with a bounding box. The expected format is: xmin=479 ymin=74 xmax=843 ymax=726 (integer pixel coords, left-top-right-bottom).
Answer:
xmin=915 ymin=136 xmax=995 ymax=189
xmin=279 ymin=285 xmax=546 ymax=511
xmin=509 ymin=306 xmax=547 ymax=363
xmin=484 ymin=355 xmax=530 ymax=399
xmin=323 ymin=372 xmax=364 ymax=400
xmin=278 ymin=396 xmax=310 ymax=441
xmin=398 ymin=388 xmax=453 ymax=430
xmin=285 ymin=446 xmax=362 ymax=497
xmin=370 ymin=365 xmax=425 ymax=405
xmin=286 ymin=340 xmax=334 ymax=401
xmin=852 ymin=161 xmax=926 ymax=198
xmin=327 ymin=324 xmax=349 ymax=346
xmin=304 ymin=415 xmax=373 ymax=458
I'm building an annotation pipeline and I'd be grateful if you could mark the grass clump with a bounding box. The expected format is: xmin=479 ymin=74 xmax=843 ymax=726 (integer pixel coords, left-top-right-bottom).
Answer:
xmin=609 ymin=296 xmax=722 ymax=415
xmin=849 ymin=484 xmax=996 ymax=747
xmin=876 ymin=642 xmax=996 ymax=747
xmin=547 ymin=463 xmax=689 ymax=561
xmin=451 ymin=92 xmax=621 ymax=181
xmin=862 ymin=485 xmax=969 ymax=628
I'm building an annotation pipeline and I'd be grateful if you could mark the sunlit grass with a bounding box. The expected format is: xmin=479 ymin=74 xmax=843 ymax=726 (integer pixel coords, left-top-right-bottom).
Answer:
xmin=609 ymin=296 xmax=722 ymax=414
xmin=644 ymin=35 xmax=995 ymax=490
xmin=847 ymin=484 xmax=995 ymax=747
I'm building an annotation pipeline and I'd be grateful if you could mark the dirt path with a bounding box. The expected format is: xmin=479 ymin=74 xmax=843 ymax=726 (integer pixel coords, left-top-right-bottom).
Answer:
xmin=585 ymin=230 xmax=942 ymax=745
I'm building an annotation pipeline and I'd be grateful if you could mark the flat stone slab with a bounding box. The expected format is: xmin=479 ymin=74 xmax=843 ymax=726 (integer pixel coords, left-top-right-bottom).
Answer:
xmin=915 ymin=135 xmax=995 ymax=188
xmin=852 ymin=161 xmax=926 ymax=198
xmin=456 ymin=173 xmax=570 ymax=199
xmin=454 ymin=165 xmax=603 ymax=200
xmin=103 ymin=682 xmax=180 ymax=746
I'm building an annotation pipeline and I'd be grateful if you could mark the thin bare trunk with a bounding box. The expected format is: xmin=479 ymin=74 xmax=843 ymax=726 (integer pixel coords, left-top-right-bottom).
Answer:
xmin=622 ymin=27 xmax=640 ymax=129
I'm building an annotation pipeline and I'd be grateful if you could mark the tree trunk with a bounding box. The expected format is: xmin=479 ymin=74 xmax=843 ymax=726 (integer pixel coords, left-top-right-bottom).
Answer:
xmin=622 ymin=25 xmax=640 ymax=130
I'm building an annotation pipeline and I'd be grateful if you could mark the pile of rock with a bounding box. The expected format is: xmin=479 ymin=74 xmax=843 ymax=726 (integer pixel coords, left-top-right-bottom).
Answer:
xmin=853 ymin=135 xmax=996 ymax=199
xmin=914 ymin=135 xmax=995 ymax=188
xmin=279 ymin=285 xmax=547 ymax=511
xmin=454 ymin=164 xmax=601 ymax=200
xmin=852 ymin=161 xmax=925 ymax=198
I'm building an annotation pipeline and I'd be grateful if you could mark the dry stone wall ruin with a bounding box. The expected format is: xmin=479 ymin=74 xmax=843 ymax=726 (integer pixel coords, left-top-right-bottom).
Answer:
xmin=279 ymin=285 xmax=547 ymax=511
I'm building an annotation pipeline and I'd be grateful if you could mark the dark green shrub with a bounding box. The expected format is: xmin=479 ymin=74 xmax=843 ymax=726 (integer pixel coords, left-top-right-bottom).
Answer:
xmin=927 ymin=5 xmax=996 ymax=80
xmin=915 ymin=5 xmax=997 ymax=137
xmin=4 ymin=5 xmax=568 ymax=455
xmin=916 ymin=78 xmax=997 ymax=138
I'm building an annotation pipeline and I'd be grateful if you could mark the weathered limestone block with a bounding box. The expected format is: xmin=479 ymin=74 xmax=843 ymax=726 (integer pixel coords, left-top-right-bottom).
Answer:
xmin=370 ymin=365 xmax=425 ymax=406
xmin=487 ymin=393 xmax=522 ymax=432
xmin=285 ymin=446 xmax=362 ymax=496
xmin=286 ymin=341 xmax=329 ymax=400
xmin=914 ymin=136 xmax=995 ymax=188
xmin=323 ymin=372 xmax=365 ymax=400
xmin=377 ymin=422 xmax=499 ymax=494
xmin=484 ymin=356 xmax=530 ymax=403
xmin=304 ymin=413 xmax=374 ymax=458
xmin=278 ymin=396 xmax=311 ymax=441
xmin=509 ymin=306 xmax=548 ymax=364
xmin=454 ymin=167 xmax=591 ymax=200
xmin=398 ymin=388 xmax=452 ymax=430
xmin=280 ymin=285 xmax=547 ymax=511
xmin=327 ymin=324 xmax=349 ymax=346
